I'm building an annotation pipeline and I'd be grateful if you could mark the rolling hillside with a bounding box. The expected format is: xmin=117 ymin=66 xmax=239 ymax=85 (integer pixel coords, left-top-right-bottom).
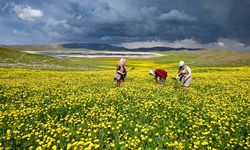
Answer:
xmin=4 ymin=43 xmax=201 ymax=52
xmin=0 ymin=46 xmax=119 ymax=70
xmin=0 ymin=46 xmax=249 ymax=71
xmin=0 ymin=46 xmax=59 ymax=64
xmin=0 ymin=47 xmax=80 ymax=70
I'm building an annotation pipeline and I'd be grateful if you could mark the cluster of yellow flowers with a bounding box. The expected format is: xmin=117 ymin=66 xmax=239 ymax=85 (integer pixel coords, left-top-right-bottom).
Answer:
xmin=0 ymin=66 xmax=249 ymax=149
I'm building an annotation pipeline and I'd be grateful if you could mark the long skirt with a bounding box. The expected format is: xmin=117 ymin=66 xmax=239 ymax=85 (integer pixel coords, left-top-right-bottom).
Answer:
xmin=181 ymin=76 xmax=192 ymax=87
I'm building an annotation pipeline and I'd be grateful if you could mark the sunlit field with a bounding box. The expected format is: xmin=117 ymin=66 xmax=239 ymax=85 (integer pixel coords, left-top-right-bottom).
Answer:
xmin=0 ymin=66 xmax=249 ymax=149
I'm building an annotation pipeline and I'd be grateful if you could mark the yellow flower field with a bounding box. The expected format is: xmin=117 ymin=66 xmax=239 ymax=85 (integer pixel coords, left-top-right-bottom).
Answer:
xmin=0 ymin=66 xmax=249 ymax=149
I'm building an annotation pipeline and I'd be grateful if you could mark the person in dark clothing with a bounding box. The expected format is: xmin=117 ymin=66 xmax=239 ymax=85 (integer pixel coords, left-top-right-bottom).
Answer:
xmin=149 ymin=69 xmax=168 ymax=84
xmin=114 ymin=58 xmax=128 ymax=86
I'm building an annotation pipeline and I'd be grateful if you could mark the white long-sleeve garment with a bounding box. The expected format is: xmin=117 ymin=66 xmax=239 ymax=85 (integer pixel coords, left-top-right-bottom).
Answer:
xmin=181 ymin=65 xmax=192 ymax=79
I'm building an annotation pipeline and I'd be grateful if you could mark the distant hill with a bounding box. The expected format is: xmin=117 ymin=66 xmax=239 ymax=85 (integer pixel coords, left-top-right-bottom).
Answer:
xmin=61 ymin=43 xmax=127 ymax=51
xmin=0 ymin=46 xmax=249 ymax=70
xmin=61 ymin=43 xmax=201 ymax=51
xmin=3 ymin=44 xmax=65 ymax=51
xmin=0 ymin=46 xmax=121 ymax=70
xmin=0 ymin=46 xmax=58 ymax=64
xmin=133 ymin=46 xmax=200 ymax=52
xmin=3 ymin=43 xmax=201 ymax=52
xmin=0 ymin=46 xmax=83 ymax=70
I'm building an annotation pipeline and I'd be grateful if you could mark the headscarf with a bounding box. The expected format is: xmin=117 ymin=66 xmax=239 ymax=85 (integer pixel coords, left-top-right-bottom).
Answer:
xmin=178 ymin=60 xmax=185 ymax=67
xmin=119 ymin=58 xmax=126 ymax=66
xmin=149 ymin=70 xmax=156 ymax=76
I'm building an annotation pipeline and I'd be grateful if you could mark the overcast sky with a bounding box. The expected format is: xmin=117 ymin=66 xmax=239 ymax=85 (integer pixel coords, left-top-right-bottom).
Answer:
xmin=0 ymin=0 xmax=250 ymax=51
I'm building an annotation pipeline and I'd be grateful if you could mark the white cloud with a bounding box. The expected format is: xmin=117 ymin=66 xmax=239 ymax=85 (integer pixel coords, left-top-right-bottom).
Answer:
xmin=217 ymin=41 xmax=225 ymax=47
xmin=119 ymin=39 xmax=200 ymax=49
xmin=159 ymin=9 xmax=198 ymax=22
xmin=216 ymin=39 xmax=250 ymax=52
xmin=119 ymin=38 xmax=250 ymax=52
xmin=13 ymin=4 xmax=43 ymax=21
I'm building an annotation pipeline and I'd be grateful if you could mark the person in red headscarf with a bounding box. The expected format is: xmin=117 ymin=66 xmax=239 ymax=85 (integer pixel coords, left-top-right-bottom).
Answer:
xmin=149 ymin=69 xmax=168 ymax=84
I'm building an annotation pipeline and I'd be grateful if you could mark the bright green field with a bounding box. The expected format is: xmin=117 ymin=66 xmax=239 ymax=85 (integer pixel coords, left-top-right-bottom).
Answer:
xmin=0 ymin=64 xmax=249 ymax=149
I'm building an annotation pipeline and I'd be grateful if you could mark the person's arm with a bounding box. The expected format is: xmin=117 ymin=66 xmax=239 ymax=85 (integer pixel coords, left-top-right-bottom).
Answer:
xmin=125 ymin=66 xmax=128 ymax=72
xmin=176 ymin=68 xmax=182 ymax=79
xmin=155 ymin=75 xmax=160 ymax=83
xmin=116 ymin=66 xmax=125 ymax=75
xmin=184 ymin=66 xmax=191 ymax=80
xmin=117 ymin=70 xmax=125 ymax=75
xmin=154 ymin=71 xmax=159 ymax=83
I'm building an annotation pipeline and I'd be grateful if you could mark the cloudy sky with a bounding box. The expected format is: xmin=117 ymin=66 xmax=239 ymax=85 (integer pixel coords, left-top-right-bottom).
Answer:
xmin=0 ymin=0 xmax=250 ymax=51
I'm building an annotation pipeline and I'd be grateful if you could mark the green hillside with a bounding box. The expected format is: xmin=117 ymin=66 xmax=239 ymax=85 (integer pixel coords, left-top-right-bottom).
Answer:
xmin=0 ymin=47 xmax=118 ymax=70
xmin=0 ymin=46 xmax=249 ymax=71
xmin=185 ymin=49 xmax=250 ymax=67
xmin=5 ymin=44 xmax=65 ymax=51
xmin=0 ymin=46 xmax=59 ymax=63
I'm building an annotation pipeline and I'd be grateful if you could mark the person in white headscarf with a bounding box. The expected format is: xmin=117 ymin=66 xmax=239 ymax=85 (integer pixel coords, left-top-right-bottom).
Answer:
xmin=176 ymin=61 xmax=192 ymax=87
xmin=114 ymin=58 xmax=128 ymax=86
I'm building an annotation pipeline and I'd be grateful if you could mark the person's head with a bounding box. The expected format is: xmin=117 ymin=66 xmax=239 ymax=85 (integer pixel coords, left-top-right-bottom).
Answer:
xmin=149 ymin=69 xmax=156 ymax=76
xmin=178 ymin=60 xmax=185 ymax=68
xmin=119 ymin=58 xmax=126 ymax=66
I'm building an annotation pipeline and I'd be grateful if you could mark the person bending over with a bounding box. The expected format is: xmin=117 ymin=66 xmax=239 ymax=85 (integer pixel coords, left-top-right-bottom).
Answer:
xmin=149 ymin=69 xmax=168 ymax=85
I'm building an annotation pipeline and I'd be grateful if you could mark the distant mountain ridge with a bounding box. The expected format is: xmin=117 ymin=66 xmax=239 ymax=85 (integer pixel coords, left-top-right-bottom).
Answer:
xmin=132 ymin=46 xmax=201 ymax=52
xmin=61 ymin=43 xmax=201 ymax=51
xmin=61 ymin=43 xmax=127 ymax=51
xmin=3 ymin=43 xmax=201 ymax=51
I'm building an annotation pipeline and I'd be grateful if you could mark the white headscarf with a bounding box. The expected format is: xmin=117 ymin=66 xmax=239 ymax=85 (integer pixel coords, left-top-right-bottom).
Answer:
xmin=149 ymin=70 xmax=155 ymax=76
xmin=178 ymin=61 xmax=185 ymax=67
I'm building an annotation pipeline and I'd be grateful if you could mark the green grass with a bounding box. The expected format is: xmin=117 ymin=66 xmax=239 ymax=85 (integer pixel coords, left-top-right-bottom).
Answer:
xmin=166 ymin=49 xmax=250 ymax=67
xmin=0 ymin=46 xmax=58 ymax=63
xmin=0 ymin=46 xmax=249 ymax=71
xmin=0 ymin=47 xmax=105 ymax=70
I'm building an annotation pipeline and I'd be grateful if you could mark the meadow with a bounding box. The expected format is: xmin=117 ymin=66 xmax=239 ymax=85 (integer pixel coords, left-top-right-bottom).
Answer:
xmin=0 ymin=63 xmax=249 ymax=149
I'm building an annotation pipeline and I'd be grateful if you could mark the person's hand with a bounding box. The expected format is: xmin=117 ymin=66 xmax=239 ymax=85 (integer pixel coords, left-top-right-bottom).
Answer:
xmin=118 ymin=71 xmax=124 ymax=75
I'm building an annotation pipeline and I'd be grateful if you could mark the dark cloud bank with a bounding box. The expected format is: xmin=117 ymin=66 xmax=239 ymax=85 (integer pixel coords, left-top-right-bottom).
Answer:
xmin=0 ymin=0 xmax=250 ymax=51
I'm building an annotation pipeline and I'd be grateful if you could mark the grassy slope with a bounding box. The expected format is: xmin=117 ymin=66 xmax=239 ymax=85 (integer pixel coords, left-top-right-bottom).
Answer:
xmin=156 ymin=49 xmax=250 ymax=66
xmin=0 ymin=47 xmax=119 ymax=70
xmin=0 ymin=46 xmax=249 ymax=71
xmin=0 ymin=46 xmax=59 ymax=63
xmin=5 ymin=45 xmax=64 ymax=51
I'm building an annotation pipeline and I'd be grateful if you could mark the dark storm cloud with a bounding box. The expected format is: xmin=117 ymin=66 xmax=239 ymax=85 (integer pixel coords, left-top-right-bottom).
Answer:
xmin=52 ymin=0 xmax=160 ymax=41
xmin=0 ymin=0 xmax=250 ymax=49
